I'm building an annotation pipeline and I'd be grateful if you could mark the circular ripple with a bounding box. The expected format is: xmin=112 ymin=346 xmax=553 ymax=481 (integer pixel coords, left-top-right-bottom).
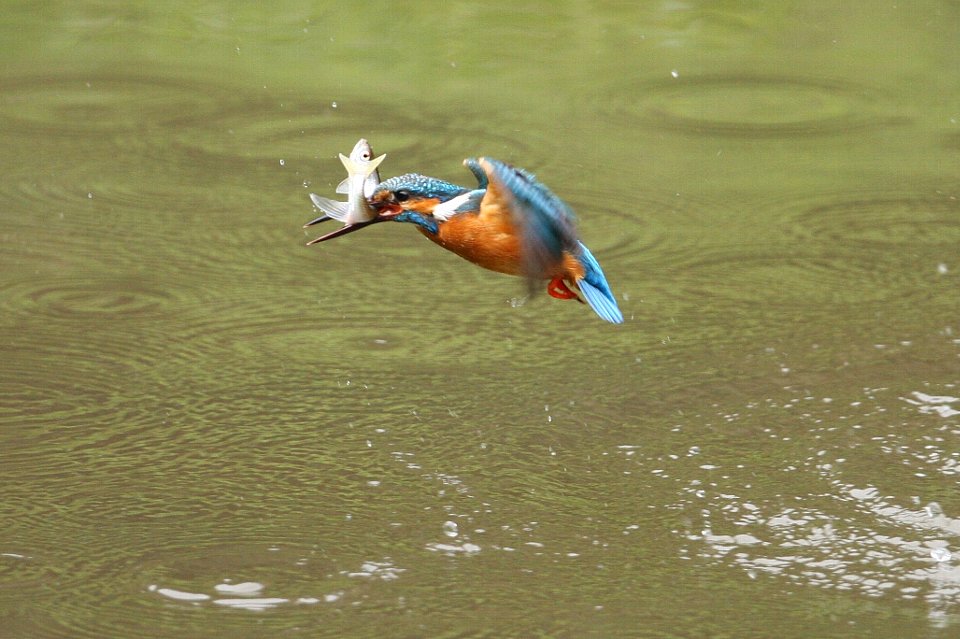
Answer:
xmin=6 ymin=537 xmax=350 ymax=639
xmin=0 ymin=277 xmax=183 ymax=321
xmin=645 ymin=188 xmax=960 ymax=309
xmin=30 ymin=281 xmax=170 ymax=319
xmin=170 ymin=95 xmax=532 ymax=173
xmin=660 ymin=243 xmax=940 ymax=310
xmin=0 ymin=140 xmax=254 ymax=222
xmin=0 ymin=73 xmax=243 ymax=138
xmin=150 ymin=241 xmax=618 ymax=382
xmin=561 ymin=185 xmax=722 ymax=261
xmin=791 ymin=192 xmax=960 ymax=246
xmin=608 ymin=74 xmax=904 ymax=137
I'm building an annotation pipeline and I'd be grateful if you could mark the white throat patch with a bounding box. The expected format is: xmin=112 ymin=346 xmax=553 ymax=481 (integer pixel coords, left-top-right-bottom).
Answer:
xmin=431 ymin=192 xmax=473 ymax=221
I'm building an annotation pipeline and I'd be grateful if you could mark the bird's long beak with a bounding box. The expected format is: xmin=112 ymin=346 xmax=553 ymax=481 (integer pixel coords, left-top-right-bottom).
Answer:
xmin=305 ymin=209 xmax=399 ymax=246
xmin=305 ymin=218 xmax=381 ymax=245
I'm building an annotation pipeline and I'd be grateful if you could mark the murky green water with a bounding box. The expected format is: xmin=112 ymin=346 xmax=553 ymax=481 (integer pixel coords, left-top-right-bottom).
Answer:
xmin=2 ymin=2 xmax=959 ymax=637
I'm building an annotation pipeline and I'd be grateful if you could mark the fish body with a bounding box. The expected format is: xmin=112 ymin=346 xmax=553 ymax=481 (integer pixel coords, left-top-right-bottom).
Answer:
xmin=307 ymin=139 xmax=385 ymax=226
xmin=335 ymin=138 xmax=381 ymax=198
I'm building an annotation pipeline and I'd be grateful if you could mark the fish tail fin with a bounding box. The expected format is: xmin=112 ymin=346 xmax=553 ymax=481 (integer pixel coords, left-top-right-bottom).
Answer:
xmin=309 ymin=193 xmax=350 ymax=222
xmin=338 ymin=152 xmax=386 ymax=178
xmin=574 ymin=242 xmax=624 ymax=324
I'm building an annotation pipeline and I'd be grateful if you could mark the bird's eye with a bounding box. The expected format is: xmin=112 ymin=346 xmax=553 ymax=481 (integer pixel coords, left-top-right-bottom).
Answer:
xmin=394 ymin=190 xmax=411 ymax=202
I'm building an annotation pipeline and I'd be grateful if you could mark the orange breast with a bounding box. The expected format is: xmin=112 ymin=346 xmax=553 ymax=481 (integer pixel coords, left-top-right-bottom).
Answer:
xmin=419 ymin=213 xmax=585 ymax=281
xmin=420 ymin=213 xmax=525 ymax=275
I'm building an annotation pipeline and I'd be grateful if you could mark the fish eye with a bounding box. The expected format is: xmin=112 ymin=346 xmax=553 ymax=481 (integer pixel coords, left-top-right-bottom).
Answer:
xmin=361 ymin=152 xmax=371 ymax=160
xmin=394 ymin=190 xmax=411 ymax=202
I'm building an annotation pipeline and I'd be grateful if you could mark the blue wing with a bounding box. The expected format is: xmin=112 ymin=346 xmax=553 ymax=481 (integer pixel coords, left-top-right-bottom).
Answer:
xmin=466 ymin=157 xmax=623 ymax=324
xmin=463 ymin=158 xmax=489 ymax=189
xmin=575 ymin=242 xmax=624 ymax=324
xmin=470 ymin=157 xmax=579 ymax=284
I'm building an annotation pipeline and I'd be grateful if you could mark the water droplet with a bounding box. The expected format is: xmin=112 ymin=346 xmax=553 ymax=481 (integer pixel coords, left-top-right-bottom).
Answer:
xmin=331 ymin=101 xmax=338 ymax=109
xmin=931 ymin=547 xmax=951 ymax=563
xmin=213 ymin=597 xmax=287 ymax=610
xmin=87 ymin=192 xmax=93 ymax=199
xmin=215 ymin=581 xmax=264 ymax=595
xmin=279 ymin=159 xmax=285 ymax=166
xmin=671 ymin=69 xmax=679 ymax=78
xmin=155 ymin=587 xmax=211 ymax=601
xmin=442 ymin=521 xmax=459 ymax=538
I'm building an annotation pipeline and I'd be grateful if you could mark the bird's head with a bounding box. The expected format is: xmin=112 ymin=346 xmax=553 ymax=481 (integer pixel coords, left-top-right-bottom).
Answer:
xmin=368 ymin=174 xmax=469 ymax=218
xmin=305 ymin=174 xmax=471 ymax=244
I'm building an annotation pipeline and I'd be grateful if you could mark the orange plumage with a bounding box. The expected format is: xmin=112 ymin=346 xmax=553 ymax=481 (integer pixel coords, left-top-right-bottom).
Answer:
xmin=419 ymin=177 xmax=586 ymax=282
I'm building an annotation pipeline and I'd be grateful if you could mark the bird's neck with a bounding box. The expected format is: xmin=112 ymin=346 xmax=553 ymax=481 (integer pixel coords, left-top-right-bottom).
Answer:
xmin=396 ymin=211 xmax=439 ymax=235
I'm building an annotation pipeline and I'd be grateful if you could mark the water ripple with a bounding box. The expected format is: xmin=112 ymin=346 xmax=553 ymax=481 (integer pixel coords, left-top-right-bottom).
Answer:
xmin=0 ymin=536 xmax=389 ymax=638
xmin=169 ymin=95 xmax=532 ymax=174
xmin=605 ymin=74 xmax=906 ymax=137
xmin=788 ymin=191 xmax=960 ymax=247
xmin=0 ymin=73 xmax=241 ymax=138
xmin=648 ymin=187 xmax=960 ymax=310
xmin=2 ymin=278 xmax=175 ymax=320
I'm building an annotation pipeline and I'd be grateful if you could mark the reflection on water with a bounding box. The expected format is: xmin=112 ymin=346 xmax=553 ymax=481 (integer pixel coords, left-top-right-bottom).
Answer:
xmin=1 ymin=2 xmax=960 ymax=638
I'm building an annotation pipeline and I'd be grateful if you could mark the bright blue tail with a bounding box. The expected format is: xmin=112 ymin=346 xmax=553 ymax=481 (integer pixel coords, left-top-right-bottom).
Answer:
xmin=576 ymin=242 xmax=624 ymax=324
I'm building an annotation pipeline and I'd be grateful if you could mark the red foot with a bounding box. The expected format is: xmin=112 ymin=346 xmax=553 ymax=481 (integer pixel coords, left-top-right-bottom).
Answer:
xmin=547 ymin=277 xmax=584 ymax=303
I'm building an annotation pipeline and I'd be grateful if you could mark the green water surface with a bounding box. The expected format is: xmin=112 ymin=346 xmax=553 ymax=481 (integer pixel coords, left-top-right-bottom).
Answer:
xmin=1 ymin=2 xmax=959 ymax=638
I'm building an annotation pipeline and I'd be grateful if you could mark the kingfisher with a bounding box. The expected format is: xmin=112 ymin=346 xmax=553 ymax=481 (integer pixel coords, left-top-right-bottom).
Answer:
xmin=305 ymin=157 xmax=624 ymax=324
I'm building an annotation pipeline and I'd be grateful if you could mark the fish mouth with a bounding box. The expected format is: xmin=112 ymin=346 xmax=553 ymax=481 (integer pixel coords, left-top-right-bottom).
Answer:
xmin=304 ymin=209 xmax=398 ymax=245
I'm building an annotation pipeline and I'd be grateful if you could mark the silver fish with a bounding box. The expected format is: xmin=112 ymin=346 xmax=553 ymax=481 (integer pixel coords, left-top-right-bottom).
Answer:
xmin=306 ymin=139 xmax=385 ymax=226
xmin=335 ymin=138 xmax=381 ymax=198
